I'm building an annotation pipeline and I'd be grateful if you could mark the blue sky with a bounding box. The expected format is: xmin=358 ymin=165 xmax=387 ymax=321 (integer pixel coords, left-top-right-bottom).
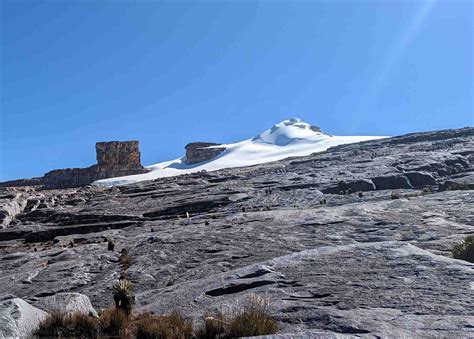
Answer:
xmin=1 ymin=0 xmax=473 ymax=181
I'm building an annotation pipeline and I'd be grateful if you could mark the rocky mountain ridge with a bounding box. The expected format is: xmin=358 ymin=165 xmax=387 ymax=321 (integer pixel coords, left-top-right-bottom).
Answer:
xmin=0 ymin=141 xmax=148 ymax=190
xmin=0 ymin=126 xmax=473 ymax=337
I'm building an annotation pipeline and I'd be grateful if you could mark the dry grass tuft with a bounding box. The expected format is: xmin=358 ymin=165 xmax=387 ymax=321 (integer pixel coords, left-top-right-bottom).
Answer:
xmin=134 ymin=310 xmax=194 ymax=339
xmin=99 ymin=307 xmax=132 ymax=337
xmin=33 ymin=310 xmax=99 ymax=338
xmin=198 ymin=294 xmax=278 ymax=338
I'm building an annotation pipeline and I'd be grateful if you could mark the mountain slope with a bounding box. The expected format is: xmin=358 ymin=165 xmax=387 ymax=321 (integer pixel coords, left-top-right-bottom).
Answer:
xmin=96 ymin=118 xmax=385 ymax=186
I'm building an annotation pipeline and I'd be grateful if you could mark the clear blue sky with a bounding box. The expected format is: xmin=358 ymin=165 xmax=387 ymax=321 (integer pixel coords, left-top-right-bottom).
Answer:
xmin=1 ymin=0 xmax=473 ymax=181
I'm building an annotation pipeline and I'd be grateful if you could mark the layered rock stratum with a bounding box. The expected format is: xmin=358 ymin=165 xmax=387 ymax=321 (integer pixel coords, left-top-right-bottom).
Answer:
xmin=185 ymin=142 xmax=226 ymax=165
xmin=0 ymin=127 xmax=473 ymax=337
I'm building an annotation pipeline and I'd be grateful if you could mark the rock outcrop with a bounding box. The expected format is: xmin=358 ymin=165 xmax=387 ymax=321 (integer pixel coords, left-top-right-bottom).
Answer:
xmin=0 ymin=141 xmax=148 ymax=190
xmin=35 ymin=292 xmax=98 ymax=317
xmin=185 ymin=142 xmax=226 ymax=165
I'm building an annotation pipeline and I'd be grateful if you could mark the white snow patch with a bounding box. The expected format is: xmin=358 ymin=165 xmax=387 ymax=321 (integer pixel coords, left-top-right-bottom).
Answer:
xmin=95 ymin=118 xmax=386 ymax=186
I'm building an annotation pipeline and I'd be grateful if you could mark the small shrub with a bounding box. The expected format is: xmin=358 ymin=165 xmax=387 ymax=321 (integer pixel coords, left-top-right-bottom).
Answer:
xmin=358 ymin=192 xmax=363 ymax=198
xmin=337 ymin=180 xmax=349 ymax=194
xmin=99 ymin=307 xmax=131 ymax=337
xmin=135 ymin=311 xmax=194 ymax=339
xmin=390 ymin=191 xmax=400 ymax=200
xmin=107 ymin=239 xmax=115 ymax=251
xmin=120 ymin=248 xmax=133 ymax=269
xmin=452 ymin=235 xmax=474 ymax=263
xmin=226 ymin=295 xmax=278 ymax=337
xmin=34 ymin=310 xmax=99 ymax=338
xmin=422 ymin=186 xmax=433 ymax=194
xmin=198 ymin=294 xmax=277 ymax=338
xmin=198 ymin=313 xmax=226 ymax=339
xmin=113 ymin=279 xmax=134 ymax=315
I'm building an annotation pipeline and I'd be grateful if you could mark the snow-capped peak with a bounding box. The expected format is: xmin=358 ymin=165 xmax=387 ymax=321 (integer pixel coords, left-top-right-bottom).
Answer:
xmin=253 ymin=118 xmax=323 ymax=146
xmin=95 ymin=118 xmax=387 ymax=186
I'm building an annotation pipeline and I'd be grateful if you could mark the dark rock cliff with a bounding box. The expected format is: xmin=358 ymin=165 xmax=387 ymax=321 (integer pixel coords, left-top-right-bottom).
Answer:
xmin=185 ymin=142 xmax=226 ymax=164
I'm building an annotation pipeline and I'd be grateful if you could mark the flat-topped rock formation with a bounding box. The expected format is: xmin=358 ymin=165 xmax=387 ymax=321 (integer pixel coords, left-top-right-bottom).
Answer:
xmin=0 ymin=141 xmax=148 ymax=190
xmin=0 ymin=127 xmax=473 ymax=337
xmin=185 ymin=142 xmax=226 ymax=164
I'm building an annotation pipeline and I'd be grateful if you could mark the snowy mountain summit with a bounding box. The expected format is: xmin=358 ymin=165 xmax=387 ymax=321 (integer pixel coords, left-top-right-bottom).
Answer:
xmin=95 ymin=118 xmax=386 ymax=186
xmin=252 ymin=118 xmax=323 ymax=146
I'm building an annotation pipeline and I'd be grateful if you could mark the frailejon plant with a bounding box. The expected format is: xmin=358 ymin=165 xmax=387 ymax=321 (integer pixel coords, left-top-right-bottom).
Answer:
xmin=113 ymin=279 xmax=134 ymax=316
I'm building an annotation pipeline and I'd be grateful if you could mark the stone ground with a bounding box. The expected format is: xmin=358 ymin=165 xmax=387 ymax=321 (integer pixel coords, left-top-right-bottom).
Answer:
xmin=0 ymin=127 xmax=473 ymax=337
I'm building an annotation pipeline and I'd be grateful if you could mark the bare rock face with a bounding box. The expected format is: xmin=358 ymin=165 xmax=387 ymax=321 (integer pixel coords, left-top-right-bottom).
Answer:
xmin=96 ymin=141 xmax=141 ymax=167
xmin=185 ymin=142 xmax=226 ymax=165
xmin=94 ymin=141 xmax=148 ymax=181
xmin=42 ymin=168 xmax=96 ymax=189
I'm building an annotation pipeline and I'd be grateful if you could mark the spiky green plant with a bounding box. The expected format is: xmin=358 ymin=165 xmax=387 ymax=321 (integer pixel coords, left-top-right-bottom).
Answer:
xmin=113 ymin=279 xmax=134 ymax=316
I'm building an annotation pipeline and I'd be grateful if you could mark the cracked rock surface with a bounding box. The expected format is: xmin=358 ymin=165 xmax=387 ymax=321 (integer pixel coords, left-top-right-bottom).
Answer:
xmin=0 ymin=127 xmax=473 ymax=337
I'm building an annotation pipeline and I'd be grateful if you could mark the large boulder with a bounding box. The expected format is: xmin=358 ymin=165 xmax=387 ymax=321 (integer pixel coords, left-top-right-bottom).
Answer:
xmin=0 ymin=192 xmax=27 ymax=228
xmin=0 ymin=297 xmax=47 ymax=338
xmin=35 ymin=292 xmax=98 ymax=317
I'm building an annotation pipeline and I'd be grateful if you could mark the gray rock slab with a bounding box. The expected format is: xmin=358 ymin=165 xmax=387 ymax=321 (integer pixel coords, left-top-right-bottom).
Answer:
xmin=0 ymin=297 xmax=47 ymax=338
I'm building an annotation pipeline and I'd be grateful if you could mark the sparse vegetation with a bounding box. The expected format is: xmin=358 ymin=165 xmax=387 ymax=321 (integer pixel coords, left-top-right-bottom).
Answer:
xmin=120 ymin=248 xmax=133 ymax=269
xmin=33 ymin=288 xmax=278 ymax=339
xmin=99 ymin=307 xmax=132 ymax=337
xmin=391 ymin=191 xmax=400 ymax=199
xmin=452 ymin=235 xmax=474 ymax=263
xmin=33 ymin=311 xmax=99 ymax=338
xmin=113 ymin=279 xmax=134 ymax=315
xmin=135 ymin=311 xmax=193 ymax=339
xmin=337 ymin=180 xmax=349 ymax=194
xmin=422 ymin=186 xmax=433 ymax=194
xmin=107 ymin=239 xmax=115 ymax=251
xmin=197 ymin=294 xmax=278 ymax=338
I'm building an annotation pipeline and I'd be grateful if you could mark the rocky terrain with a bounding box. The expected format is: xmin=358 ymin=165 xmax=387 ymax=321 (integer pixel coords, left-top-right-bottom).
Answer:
xmin=0 ymin=127 xmax=473 ymax=337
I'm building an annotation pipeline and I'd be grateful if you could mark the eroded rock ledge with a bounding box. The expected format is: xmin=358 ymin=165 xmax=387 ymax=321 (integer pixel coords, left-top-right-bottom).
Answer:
xmin=185 ymin=142 xmax=226 ymax=165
